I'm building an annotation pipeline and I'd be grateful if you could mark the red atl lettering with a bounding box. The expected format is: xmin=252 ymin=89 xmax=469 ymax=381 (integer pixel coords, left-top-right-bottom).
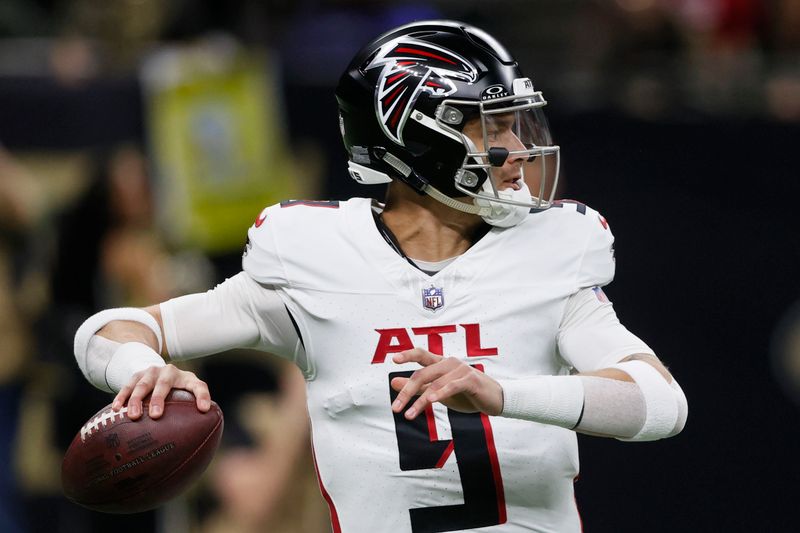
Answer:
xmin=461 ymin=324 xmax=498 ymax=356
xmin=371 ymin=328 xmax=415 ymax=364
xmin=411 ymin=325 xmax=457 ymax=355
xmin=371 ymin=324 xmax=498 ymax=364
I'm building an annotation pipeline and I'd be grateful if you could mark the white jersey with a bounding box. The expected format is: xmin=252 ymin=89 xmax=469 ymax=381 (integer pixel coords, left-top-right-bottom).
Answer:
xmin=231 ymin=197 xmax=626 ymax=533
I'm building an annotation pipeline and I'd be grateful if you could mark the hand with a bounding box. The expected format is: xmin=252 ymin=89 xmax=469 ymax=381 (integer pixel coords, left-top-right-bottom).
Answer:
xmin=390 ymin=348 xmax=504 ymax=420
xmin=112 ymin=364 xmax=211 ymax=420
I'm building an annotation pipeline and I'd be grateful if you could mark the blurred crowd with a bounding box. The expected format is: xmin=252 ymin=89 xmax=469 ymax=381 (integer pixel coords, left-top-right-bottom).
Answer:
xmin=0 ymin=139 xmax=330 ymax=532
xmin=0 ymin=1 xmax=798 ymax=532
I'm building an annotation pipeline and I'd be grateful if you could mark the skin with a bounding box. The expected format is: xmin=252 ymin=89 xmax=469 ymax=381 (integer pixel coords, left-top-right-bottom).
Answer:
xmin=102 ymin=115 xmax=673 ymax=428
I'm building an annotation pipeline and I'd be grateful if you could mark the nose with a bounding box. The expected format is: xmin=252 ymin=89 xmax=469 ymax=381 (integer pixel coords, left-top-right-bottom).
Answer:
xmin=487 ymin=133 xmax=528 ymax=167
xmin=505 ymin=131 xmax=527 ymax=165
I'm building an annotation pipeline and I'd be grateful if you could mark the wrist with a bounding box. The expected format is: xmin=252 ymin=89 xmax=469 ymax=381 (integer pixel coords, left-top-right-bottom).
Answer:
xmin=105 ymin=342 xmax=166 ymax=393
xmin=74 ymin=307 xmax=165 ymax=393
xmin=497 ymin=376 xmax=585 ymax=429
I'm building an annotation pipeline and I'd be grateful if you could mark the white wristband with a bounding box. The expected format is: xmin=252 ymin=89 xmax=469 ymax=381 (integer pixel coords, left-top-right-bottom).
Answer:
xmin=75 ymin=307 xmax=162 ymax=359
xmin=105 ymin=342 xmax=166 ymax=393
xmin=74 ymin=307 xmax=164 ymax=392
xmin=498 ymin=376 xmax=585 ymax=429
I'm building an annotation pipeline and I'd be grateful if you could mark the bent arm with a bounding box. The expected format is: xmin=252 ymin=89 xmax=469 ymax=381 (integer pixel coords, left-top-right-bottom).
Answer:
xmin=498 ymin=355 xmax=687 ymax=442
xmin=498 ymin=288 xmax=688 ymax=441
xmin=73 ymin=272 xmax=300 ymax=418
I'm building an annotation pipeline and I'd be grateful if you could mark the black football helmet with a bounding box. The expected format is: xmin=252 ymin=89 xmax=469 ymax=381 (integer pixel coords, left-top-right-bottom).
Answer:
xmin=335 ymin=20 xmax=560 ymax=226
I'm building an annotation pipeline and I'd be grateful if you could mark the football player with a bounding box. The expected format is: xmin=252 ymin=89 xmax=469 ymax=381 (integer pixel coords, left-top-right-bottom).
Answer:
xmin=74 ymin=20 xmax=687 ymax=532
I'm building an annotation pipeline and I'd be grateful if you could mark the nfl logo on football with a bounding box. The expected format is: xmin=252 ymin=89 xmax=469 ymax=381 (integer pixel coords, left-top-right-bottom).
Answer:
xmin=422 ymin=286 xmax=444 ymax=312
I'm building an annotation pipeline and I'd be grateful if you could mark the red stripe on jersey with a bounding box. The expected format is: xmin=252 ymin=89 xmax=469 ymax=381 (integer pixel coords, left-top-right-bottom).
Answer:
xmin=473 ymin=363 xmax=507 ymax=524
xmin=311 ymin=443 xmax=341 ymax=533
xmin=424 ymin=404 xmax=439 ymax=441
xmin=480 ymin=412 xmax=507 ymax=524
xmin=254 ymin=208 xmax=268 ymax=228
xmin=395 ymin=47 xmax=456 ymax=64
xmin=435 ymin=441 xmax=455 ymax=469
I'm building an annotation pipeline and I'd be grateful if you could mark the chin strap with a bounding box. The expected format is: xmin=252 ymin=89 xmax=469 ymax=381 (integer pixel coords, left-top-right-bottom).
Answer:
xmin=422 ymin=184 xmax=489 ymax=216
xmin=422 ymin=181 xmax=531 ymax=228
xmin=377 ymin=149 xmax=530 ymax=227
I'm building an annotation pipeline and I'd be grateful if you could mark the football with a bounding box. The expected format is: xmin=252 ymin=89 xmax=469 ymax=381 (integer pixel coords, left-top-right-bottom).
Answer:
xmin=61 ymin=389 xmax=224 ymax=513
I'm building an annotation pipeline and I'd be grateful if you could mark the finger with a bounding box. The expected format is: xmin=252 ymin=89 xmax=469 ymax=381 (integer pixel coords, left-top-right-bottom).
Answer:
xmin=405 ymin=369 xmax=466 ymax=419
xmin=127 ymin=369 xmax=158 ymax=420
xmin=112 ymin=380 xmax=136 ymax=411
xmin=390 ymin=376 xmax=408 ymax=392
xmin=425 ymin=365 xmax=473 ymax=403
xmin=391 ymin=362 xmax=454 ymax=414
xmin=391 ymin=357 xmax=462 ymax=412
xmin=391 ymin=378 xmax=434 ymax=399
xmin=392 ymin=347 xmax=443 ymax=367
xmin=182 ymin=376 xmax=211 ymax=412
xmin=391 ymin=369 xmax=434 ymax=413
xmin=427 ymin=378 xmax=468 ymax=405
xmin=148 ymin=366 xmax=178 ymax=419
xmin=432 ymin=371 xmax=503 ymax=415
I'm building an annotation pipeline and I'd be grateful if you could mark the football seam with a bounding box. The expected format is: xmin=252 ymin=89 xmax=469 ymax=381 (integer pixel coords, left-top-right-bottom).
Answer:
xmin=80 ymin=407 xmax=130 ymax=442
xmin=79 ymin=397 xmax=198 ymax=442
xmin=74 ymin=404 xmax=223 ymax=508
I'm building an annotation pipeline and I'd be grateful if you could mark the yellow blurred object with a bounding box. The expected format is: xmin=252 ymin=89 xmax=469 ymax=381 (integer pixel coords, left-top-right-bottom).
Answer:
xmin=142 ymin=38 xmax=299 ymax=254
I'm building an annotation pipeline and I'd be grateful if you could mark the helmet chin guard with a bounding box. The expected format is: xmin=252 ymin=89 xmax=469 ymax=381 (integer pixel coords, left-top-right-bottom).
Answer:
xmin=475 ymin=180 xmax=533 ymax=228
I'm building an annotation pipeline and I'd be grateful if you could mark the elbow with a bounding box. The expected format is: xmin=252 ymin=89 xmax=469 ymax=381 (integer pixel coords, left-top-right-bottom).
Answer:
xmin=612 ymin=360 xmax=688 ymax=442
xmin=665 ymin=379 xmax=688 ymax=438
xmin=625 ymin=378 xmax=688 ymax=442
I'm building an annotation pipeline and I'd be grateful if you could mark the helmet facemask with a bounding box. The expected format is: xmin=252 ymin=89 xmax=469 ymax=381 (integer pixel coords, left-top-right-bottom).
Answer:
xmin=438 ymin=90 xmax=561 ymax=225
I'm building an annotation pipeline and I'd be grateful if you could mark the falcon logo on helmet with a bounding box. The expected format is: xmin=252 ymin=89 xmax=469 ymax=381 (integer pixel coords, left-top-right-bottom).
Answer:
xmin=365 ymin=37 xmax=477 ymax=146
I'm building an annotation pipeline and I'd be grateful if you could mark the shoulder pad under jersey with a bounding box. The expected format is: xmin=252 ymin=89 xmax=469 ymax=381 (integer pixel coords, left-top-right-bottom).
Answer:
xmin=242 ymin=200 xmax=344 ymax=286
xmin=539 ymin=200 xmax=616 ymax=288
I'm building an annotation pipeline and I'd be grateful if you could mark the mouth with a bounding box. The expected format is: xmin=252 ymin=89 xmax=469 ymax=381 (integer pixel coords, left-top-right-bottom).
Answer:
xmin=503 ymin=177 xmax=521 ymax=191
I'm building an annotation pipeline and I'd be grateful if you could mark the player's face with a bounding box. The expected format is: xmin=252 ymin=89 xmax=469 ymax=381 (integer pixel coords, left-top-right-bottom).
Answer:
xmin=462 ymin=113 xmax=543 ymax=194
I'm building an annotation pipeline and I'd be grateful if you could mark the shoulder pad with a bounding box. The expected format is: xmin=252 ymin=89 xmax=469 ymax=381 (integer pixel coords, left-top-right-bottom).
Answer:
xmin=242 ymin=199 xmax=346 ymax=286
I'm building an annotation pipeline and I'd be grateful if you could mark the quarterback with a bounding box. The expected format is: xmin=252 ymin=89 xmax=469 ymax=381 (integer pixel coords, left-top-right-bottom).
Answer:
xmin=73 ymin=21 xmax=687 ymax=533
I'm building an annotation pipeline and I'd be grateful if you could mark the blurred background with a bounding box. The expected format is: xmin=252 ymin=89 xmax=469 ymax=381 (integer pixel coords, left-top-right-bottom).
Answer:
xmin=0 ymin=0 xmax=798 ymax=532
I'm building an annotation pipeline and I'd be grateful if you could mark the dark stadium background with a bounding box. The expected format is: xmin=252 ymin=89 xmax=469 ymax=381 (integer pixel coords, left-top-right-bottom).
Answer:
xmin=0 ymin=1 xmax=798 ymax=532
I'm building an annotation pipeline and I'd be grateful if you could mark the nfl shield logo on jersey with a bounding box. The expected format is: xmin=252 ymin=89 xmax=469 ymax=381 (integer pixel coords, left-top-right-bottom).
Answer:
xmin=422 ymin=286 xmax=445 ymax=312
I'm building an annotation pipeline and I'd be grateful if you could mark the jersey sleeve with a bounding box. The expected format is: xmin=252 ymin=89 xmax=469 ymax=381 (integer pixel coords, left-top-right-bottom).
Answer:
xmin=557 ymin=286 xmax=655 ymax=372
xmin=241 ymin=205 xmax=289 ymax=286
xmin=160 ymin=271 xmax=307 ymax=371
xmin=575 ymin=209 xmax=616 ymax=289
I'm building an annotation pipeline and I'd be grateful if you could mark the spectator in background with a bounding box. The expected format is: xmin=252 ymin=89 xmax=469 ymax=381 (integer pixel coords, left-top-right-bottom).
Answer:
xmin=41 ymin=142 xmax=329 ymax=532
xmin=38 ymin=144 xmax=170 ymax=533
xmin=0 ymin=145 xmax=42 ymax=533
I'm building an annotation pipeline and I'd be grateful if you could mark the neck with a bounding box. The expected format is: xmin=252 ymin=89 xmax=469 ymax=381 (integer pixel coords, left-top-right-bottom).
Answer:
xmin=380 ymin=182 xmax=488 ymax=262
